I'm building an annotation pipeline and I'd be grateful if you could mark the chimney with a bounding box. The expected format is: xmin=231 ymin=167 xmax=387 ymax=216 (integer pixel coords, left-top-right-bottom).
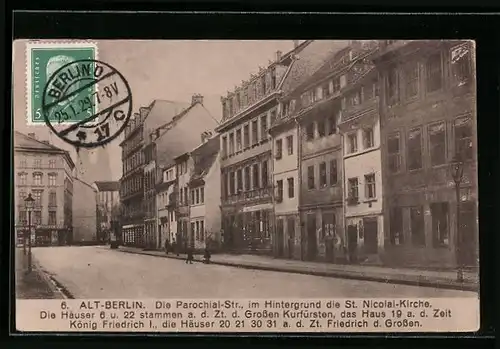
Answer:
xmin=276 ymin=50 xmax=282 ymax=61
xmin=293 ymin=40 xmax=299 ymax=48
xmin=192 ymin=93 xmax=204 ymax=105
xmin=201 ymin=131 xmax=212 ymax=143
xmin=28 ymin=133 xmax=36 ymax=139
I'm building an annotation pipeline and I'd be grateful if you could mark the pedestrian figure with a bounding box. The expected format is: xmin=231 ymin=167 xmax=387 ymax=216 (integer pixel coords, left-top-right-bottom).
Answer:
xmin=203 ymin=247 xmax=211 ymax=264
xmin=185 ymin=247 xmax=194 ymax=264
xmin=164 ymin=239 xmax=170 ymax=255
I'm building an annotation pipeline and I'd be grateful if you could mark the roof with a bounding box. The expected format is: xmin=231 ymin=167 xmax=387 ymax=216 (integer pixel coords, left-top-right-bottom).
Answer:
xmin=14 ymin=131 xmax=76 ymax=169
xmin=144 ymin=99 xmax=192 ymax=139
xmin=73 ymin=176 xmax=97 ymax=192
xmin=94 ymin=181 xmax=120 ymax=192
xmin=280 ymin=40 xmax=350 ymax=96
xmin=189 ymin=137 xmax=220 ymax=184
xmin=155 ymin=103 xmax=219 ymax=168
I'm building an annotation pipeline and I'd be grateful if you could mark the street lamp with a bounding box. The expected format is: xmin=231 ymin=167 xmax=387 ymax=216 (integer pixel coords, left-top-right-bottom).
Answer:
xmin=24 ymin=193 xmax=35 ymax=273
xmin=450 ymin=154 xmax=464 ymax=282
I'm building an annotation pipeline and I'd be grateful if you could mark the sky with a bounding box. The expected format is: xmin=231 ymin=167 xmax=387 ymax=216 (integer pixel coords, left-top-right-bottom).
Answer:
xmin=13 ymin=40 xmax=298 ymax=182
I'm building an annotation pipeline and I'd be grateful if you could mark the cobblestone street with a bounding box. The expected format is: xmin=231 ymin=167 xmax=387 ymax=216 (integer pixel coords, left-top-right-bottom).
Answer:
xmin=28 ymin=246 xmax=477 ymax=299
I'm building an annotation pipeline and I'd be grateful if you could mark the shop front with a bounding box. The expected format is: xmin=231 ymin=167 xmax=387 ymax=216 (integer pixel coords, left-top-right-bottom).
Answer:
xmin=222 ymin=203 xmax=273 ymax=254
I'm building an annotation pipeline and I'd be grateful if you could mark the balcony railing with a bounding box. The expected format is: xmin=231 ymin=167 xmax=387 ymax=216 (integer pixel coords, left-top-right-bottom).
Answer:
xmin=223 ymin=186 xmax=272 ymax=205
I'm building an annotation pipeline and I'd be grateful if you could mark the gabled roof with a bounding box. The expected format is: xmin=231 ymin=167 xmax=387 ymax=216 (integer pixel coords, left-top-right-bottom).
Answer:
xmin=14 ymin=131 xmax=76 ymax=169
xmin=189 ymin=137 xmax=220 ymax=184
xmin=94 ymin=181 xmax=120 ymax=192
xmin=280 ymin=40 xmax=350 ymax=96
xmin=15 ymin=131 xmax=63 ymax=151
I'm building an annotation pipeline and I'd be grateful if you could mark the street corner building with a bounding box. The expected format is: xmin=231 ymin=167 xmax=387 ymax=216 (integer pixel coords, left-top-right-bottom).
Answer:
xmin=373 ymin=40 xmax=478 ymax=269
xmin=14 ymin=131 xmax=76 ymax=246
xmin=119 ymin=93 xmax=220 ymax=248
xmin=93 ymin=181 xmax=120 ymax=243
xmin=72 ymin=177 xmax=98 ymax=244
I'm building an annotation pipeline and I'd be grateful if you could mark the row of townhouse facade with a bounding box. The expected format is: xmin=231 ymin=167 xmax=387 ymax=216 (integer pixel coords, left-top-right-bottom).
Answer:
xmin=119 ymin=93 xmax=220 ymax=250
xmin=218 ymin=39 xmax=477 ymax=269
xmin=118 ymin=39 xmax=477 ymax=269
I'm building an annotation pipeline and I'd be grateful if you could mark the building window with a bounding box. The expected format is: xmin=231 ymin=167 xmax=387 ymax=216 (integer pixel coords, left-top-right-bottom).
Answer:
xmin=317 ymin=120 xmax=326 ymax=137
xmin=363 ymin=127 xmax=374 ymax=149
xmin=260 ymin=115 xmax=268 ymax=140
xmin=229 ymin=133 xmax=235 ymax=155
xmin=389 ymin=207 xmax=404 ymax=245
xmin=18 ymin=210 xmax=27 ymax=224
xmin=270 ymin=110 xmax=277 ymax=125
xmin=196 ymin=188 xmax=200 ymax=204
xmin=49 ymin=191 xmax=56 ymax=206
xmin=20 ymin=157 xmax=27 ymax=168
xmin=18 ymin=190 xmax=26 ymax=202
xmin=365 ymin=173 xmax=376 ymax=199
xmin=408 ymin=128 xmax=423 ymax=170
xmin=222 ymin=136 xmax=228 ymax=157
xmin=200 ymin=221 xmax=205 ymax=240
xmin=329 ymin=160 xmax=338 ymax=185
xmin=236 ymin=129 xmax=242 ymax=152
xmin=191 ymin=222 xmax=196 ymax=239
xmin=388 ymin=133 xmax=402 ymax=173
xmin=286 ymin=135 xmax=293 ymax=155
xmin=48 ymin=173 xmax=57 ymax=186
xmin=364 ymin=82 xmax=375 ymax=100
xmin=275 ymin=139 xmax=283 ymax=159
xmin=287 ymin=177 xmax=294 ymax=198
xmin=200 ymin=187 xmax=204 ymax=204
xmin=49 ymin=159 xmax=56 ymax=168
xmin=237 ymin=169 xmax=243 ymax=193
xmin=307 ymin=166 xmax=315 ymax=190
xmin=322 ymin=212 xmax=336 ymax=241
xmin=405 ymin=63 xmax=419 ymax=99
xmin=33 ymin=173 xmax=43 ymax=185
xmin=262 ymin=161 xmax=268 ymax=188
xmin=387 ymin=67 xmax=399 ymax=105
xmin=34 ymin=158 xmax=42 ymax=168
xmin=431 ymin=202 xmax=449 ymax=247
xmin=244 ymin=167 xmax=251 ymax=191
xmin=222 ymin=173 xmax=228 ymax=199
xmin=451 ymin=43 xmax=472 ymax=86
xmin=348 ymin=178 xmax=359 ymax=201
xmin=48 ymin=211 xmax=57 ymax=225
xmin=306 ymin=123 xmax=314 ymax=141
xmin=410 ymin=206 xmax=425 ymax=246
xmin=252 ymin=119 xmax=259 ymax=144
xmin=276 ymin=180 xmax=283 ymax=202
xmin=243 ymin=124 xmax=250 ymax=148
xmin=454 ymin=116 xmax=473 ymax=160
xmin=18 ymin=173 xmax=27 ymax=185
xmin=328 ymin=115 xmax=337 ymax=135
xmin=347 ymin=133 xmax=358 ymax=154
xmin=287 ymin=217 xmax=295 ymax=239
xmin=252 ymin=164 xmax=260 ymax=189
xmin=426 ymin=53 xmax=443 ymax=92
xmin=429 ymin=122 xmax=446 ymax=166
xmin=319 ymin=162 xmax=327 ymax=188
xmin=349 ymin=89 xmax=361 ymax=106
xmin=34 ymin=210 xmax=42 ymax=225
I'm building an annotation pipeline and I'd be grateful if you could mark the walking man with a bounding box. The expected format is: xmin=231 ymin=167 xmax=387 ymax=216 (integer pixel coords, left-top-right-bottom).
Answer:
xmin=185 ymin=247 xmax=194 ymax=264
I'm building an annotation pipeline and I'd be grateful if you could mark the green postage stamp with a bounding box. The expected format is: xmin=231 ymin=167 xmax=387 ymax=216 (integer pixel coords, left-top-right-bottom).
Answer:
xmin=26 ymin=41 xmax=98 ymax=125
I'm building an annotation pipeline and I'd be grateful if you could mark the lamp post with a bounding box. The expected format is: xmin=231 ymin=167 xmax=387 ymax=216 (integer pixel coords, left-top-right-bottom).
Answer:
xmin=450 ymin=154 xmax=464 ymax=283
xmin=24 ymin=193 xmax=35 ymax=273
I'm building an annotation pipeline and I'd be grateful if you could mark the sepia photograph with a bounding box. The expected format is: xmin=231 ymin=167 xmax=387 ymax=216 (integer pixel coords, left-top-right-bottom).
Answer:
xmin=12 ymin=39 xmax=479 ymax=332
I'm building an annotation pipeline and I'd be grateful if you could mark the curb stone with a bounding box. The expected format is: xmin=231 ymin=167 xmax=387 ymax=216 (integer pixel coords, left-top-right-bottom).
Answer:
xmin=116 ymin=248 xmax=478 ymax=293
xmin=31 ymin=256 xmax=71 ymax=299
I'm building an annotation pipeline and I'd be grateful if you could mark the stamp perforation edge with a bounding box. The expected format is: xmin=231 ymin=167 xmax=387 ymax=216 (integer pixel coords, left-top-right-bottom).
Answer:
xmin=24 ymin=40 xmax=99 ymax=128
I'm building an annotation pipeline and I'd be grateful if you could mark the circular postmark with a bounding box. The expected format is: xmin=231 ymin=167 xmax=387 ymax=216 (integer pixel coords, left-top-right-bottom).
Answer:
xmin=42 ymin=59 xmax=133 ymax=148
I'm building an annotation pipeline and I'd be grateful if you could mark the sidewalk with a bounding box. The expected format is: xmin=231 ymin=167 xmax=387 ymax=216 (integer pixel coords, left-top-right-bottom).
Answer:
xmin=15 ymin=248 xmax=65 ymax=299
xmin=115 ymin=246 xmax=479 ymax=292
